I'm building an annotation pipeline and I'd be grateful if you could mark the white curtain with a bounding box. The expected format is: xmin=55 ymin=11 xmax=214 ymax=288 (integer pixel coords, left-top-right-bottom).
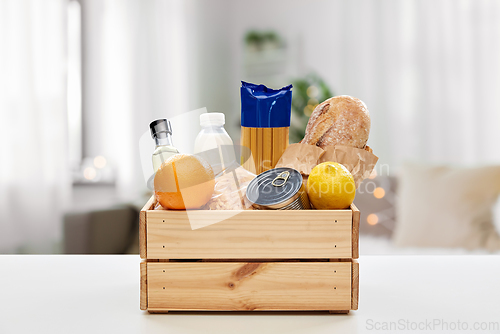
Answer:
xmin=348 ymin=0 xmax=500 ymax=170
xmin=327 ymin=0 xmax=500 ymax=170
xmin=231 ymin=0 xmax=500 ymax=170
xmin=0 ymin=0 xmax=194 ymax=252
xmin=81 ymin=0 xmax=191 ymax=198
xmin=0 ymin=0 xmax=70 ymax=252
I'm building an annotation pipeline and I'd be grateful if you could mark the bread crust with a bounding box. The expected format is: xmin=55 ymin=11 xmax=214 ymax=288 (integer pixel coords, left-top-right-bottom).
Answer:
xmin=302 ymin=95 xmax=370 ymax=149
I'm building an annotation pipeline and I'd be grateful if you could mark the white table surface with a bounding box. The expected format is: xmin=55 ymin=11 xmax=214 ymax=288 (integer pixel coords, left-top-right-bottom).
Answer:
xmin=1 ymin=255 xmax=499 ymax=334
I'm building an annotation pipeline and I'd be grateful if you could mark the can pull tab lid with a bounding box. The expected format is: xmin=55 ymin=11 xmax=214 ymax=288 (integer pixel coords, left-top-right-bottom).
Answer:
xmin=271 ymin=171 xmax=290 ymax=187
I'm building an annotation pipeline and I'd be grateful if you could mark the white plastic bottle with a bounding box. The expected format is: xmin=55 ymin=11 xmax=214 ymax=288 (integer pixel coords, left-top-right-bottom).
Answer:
xmin=194 ymin=113 xmax=235 ymax=176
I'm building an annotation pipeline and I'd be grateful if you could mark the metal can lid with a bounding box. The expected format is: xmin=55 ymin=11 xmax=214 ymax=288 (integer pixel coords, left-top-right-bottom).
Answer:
xmin=246 ymin=167 xmax=303 ymax=209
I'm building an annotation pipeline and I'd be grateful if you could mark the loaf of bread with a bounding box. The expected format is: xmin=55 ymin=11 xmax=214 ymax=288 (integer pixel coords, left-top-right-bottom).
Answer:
xmin=301 ymin=96 xmax=370 ymax=149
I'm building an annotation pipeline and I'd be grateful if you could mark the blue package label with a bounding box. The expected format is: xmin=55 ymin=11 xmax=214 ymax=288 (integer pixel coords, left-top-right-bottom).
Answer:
xmin=240 ymin=81 xmax=293 ymax=128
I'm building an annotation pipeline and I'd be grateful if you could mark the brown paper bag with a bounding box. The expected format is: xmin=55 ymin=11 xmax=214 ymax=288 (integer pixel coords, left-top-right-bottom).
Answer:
xmin=273 ymin=143 xmax=324 ymax=175
xmin=276 ymin=143 xmax=378 ymax=189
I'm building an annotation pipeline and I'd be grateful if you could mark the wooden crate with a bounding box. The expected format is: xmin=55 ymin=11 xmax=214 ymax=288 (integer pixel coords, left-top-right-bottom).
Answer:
xmin=140 ymin=196 xmax=360 ymax=313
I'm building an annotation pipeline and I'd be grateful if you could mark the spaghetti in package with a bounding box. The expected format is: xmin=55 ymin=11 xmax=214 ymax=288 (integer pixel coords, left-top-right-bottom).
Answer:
xmin=240 ymin=81 xmax=293 ymax=174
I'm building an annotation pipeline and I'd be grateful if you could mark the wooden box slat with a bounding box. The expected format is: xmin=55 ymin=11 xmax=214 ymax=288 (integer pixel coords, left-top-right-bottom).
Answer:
xmin=351 ymin=260 xmax=359 ymax=310
xmin=139 ymin=196 xmax=155 ymax=259
xmin=146 ymin=209 xmax=352 ymax=260
xmin=140 ymin=196 xmax=358 ymax=260
xmin=146 ymin=261 xmax=352 ymax=311
xmin=351 ymin=203 xmax=360 ymax=259
xmin=140 ymin=261 xmax=147 ymax=310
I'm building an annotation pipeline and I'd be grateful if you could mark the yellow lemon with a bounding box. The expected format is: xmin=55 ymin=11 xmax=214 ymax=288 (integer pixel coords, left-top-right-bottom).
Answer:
xmin=306 ymin=162 xmax=356 ymax=209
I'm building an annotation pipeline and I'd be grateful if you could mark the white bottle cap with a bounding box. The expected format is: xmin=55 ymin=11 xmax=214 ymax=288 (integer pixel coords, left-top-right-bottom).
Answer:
xmin=200 ymin=112 xmax=225 ymax=127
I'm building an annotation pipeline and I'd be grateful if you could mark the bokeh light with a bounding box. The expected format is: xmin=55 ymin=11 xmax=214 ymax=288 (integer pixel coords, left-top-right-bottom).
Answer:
xmin=308 ymin=98 xmax=318 ymax=106
xmin=93 ymin=155 xmax=107 ymax=169
xmin=306 ymin=85 xmax=319 ymax=98
xmin=373 ymin=187 xmax=385 ymax=199
xmin=368 ymin=169 xmax=377 ymax=179
xmin=303 ymin=105 xmax=315 ymax=116
xmin=83 ymin=167 xmax=97 ymax=180
xmin=367 ymin=214 xmax=378 ymax=225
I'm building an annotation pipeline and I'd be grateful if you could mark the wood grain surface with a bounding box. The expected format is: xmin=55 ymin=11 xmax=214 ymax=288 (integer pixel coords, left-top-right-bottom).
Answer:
xmin=140 ymin=261 xmax=147 ymax=310
xmin=147 ymin=262 xmax=352 ymax=311
xmin=139 ymin=196 xmax=155 ymax=259
xmin=146 ymin=209 xmax=353 ymax=259
xmin=351 ymin=203 xmax=360 ymax=259
xmin=351 ymin=260 xmax=359 ymax=310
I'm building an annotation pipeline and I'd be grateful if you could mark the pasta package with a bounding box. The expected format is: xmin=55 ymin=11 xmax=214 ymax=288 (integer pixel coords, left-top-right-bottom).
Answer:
xmin=240 ymin=81 xmax=292 ymax=175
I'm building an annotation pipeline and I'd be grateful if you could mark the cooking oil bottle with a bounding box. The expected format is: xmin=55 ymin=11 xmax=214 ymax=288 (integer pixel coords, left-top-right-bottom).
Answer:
xmin=150 ymin=119 xmax=179 ymax=172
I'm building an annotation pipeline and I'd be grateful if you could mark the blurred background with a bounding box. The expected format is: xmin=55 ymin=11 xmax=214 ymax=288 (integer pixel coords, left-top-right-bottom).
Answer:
xmin=1 ymin=0 xmax=500 ymax=254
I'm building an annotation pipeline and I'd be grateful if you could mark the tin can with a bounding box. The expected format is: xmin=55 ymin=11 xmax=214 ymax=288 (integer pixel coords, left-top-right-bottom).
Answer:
xmin=246 ymin=167 xmax=311 ymax=210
